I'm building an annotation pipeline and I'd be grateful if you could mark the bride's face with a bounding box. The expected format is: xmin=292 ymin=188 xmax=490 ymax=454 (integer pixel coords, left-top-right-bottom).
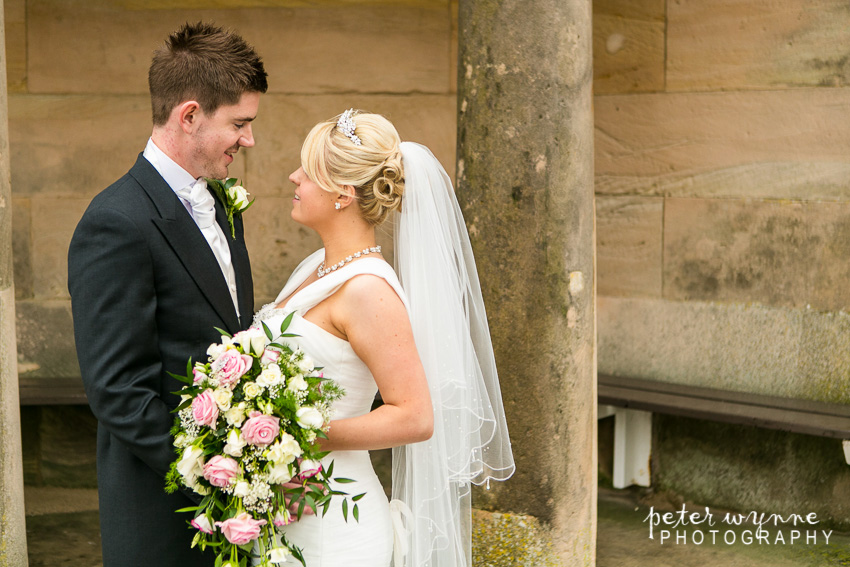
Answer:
xmin=289 ymin=166 xmax=337 ymax=227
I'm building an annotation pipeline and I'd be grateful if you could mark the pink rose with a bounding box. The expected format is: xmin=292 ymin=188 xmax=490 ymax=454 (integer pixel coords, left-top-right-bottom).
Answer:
xmin=212 ymin=349 xmax=253 ymax=388
xmin=242 ymin=411 xmax=280 ymax=447
xmin=192 ymin=367 xmax=207 ymax=384
xmin=190 ymin=514 xmax=214 ymax=534
xmin=215 ymin=513 xmax=267 ymax=545
xmin=191 ymin=390 xmax=219 ymax=427
xmin=261 ymin=348 xmax=281 ymax=365
xmin=203 ymin=455 xmax=239 ymax=488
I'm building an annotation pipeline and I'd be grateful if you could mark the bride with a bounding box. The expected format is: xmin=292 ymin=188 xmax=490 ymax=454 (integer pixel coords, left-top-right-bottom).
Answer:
xmin=253 ymin=110 xmax=514 ymax=566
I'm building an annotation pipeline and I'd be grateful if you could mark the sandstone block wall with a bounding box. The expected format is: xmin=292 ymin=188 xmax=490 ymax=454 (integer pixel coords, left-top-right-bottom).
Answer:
xmin=595 ymin=1 xmax=850 ymax=398
xmin=7 ymin=0 xmax=459 ymax=486
xmin=9 ymin=0 xmax=458 ymax=383
xmin=594 ymin=0 xmax=850 ymax=523
xmin=9 ymin=0 xmax=850 ymax=528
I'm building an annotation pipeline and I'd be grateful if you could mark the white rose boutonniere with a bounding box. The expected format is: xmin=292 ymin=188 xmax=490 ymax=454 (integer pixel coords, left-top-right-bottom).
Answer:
xmin=205 ymin=177 xmax=254 ymax=238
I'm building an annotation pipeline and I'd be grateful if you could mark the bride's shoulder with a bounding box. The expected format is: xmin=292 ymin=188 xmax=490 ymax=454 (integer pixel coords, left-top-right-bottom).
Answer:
xmin=337 ymin=267 xmax=406 ymax=311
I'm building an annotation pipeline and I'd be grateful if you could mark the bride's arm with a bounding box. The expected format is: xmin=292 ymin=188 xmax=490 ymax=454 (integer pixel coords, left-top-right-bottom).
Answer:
xmin=318 ymin=275 xmax=433 ymax=452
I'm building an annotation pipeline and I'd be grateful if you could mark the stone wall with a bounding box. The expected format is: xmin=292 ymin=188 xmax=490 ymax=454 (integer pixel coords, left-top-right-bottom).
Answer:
xmin=9 ymin=0 xmax=850 ymax=530
xmin=7 ymin=0 xmax=459 ymax=486
xmin=594 ymin=0 xmax=850 ymax=523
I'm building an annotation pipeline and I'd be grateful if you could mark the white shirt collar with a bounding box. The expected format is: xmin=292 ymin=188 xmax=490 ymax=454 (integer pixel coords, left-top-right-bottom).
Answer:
xmin=143 ymin=138 xmax=198 ymax=192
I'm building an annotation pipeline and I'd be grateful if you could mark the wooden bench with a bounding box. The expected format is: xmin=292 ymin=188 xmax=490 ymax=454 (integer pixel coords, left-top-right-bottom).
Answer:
xmin=598 ymin=374 xmax=850 ymax=488
xmin=18 ymin=378 xmax=88 ymax=406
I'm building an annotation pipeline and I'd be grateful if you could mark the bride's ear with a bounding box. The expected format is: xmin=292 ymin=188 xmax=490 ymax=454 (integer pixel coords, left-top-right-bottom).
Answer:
xmin=337 ymin=185 xmax=356 ymax=208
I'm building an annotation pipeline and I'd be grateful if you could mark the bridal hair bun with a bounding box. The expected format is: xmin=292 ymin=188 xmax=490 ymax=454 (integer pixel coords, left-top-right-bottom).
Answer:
xmin=301 ymin=110 xmax=405 ymax=226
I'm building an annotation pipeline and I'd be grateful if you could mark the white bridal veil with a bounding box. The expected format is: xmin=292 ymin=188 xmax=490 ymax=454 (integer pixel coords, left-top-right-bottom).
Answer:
xmin=391 ymin=142 xmax=515 ymax=567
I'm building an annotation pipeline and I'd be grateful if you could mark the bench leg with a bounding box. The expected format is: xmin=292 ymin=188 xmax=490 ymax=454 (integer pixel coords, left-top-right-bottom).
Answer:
xmin=613 ymin=408 xmax=652 ymax=489
xmin=844 ymin=440 xmax=850 ymax=465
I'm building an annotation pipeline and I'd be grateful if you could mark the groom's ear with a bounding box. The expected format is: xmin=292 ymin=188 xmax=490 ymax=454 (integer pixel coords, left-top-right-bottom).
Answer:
xmin=176 ymin=101 xmax=201 ymax=133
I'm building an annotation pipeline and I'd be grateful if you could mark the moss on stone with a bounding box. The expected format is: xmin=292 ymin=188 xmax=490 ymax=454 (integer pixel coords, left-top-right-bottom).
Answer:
xmin=471 ymin=509 xmax=560 ymax=567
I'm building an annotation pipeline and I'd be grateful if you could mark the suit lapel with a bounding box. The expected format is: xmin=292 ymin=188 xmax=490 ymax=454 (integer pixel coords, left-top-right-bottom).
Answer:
xmin=212 ymin=188 xmax=254 ymax=329
xmin=129 ymin=155 xmax=241 ymax=333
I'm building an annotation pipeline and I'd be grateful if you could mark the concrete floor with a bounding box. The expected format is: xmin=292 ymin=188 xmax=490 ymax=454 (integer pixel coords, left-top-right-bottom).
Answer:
xmin=24 ymin=486 xmax=850 ymax=566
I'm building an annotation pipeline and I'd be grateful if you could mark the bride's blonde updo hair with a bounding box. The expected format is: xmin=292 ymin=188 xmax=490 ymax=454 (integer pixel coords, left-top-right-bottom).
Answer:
xmin=300 ymin=110 xmax=404 ymax=226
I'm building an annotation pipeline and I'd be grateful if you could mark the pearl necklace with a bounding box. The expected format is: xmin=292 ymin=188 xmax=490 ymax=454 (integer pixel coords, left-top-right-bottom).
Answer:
xmin=317 ymin=246 xmax=381 ymax=278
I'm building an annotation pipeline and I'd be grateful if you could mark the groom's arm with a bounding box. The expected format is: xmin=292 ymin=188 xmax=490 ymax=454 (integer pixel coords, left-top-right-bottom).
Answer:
xmin=68 ymin=204 xmax=176 ymax=479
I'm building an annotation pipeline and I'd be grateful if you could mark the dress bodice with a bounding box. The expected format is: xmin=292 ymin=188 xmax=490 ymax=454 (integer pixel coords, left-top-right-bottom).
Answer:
xmin=250 ymin=250 xmax=402 ymax=567
xmin=251 ymin=249 xmax=409 ymax=421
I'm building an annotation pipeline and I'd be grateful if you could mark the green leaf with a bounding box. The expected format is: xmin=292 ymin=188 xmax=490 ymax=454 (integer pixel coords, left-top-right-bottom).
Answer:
xmin=213 ymin=327 xmax=232 ymax=339
xmin=292 ymin=546 xmax=307 ymax=567
xmin=239 ymin=198 xmax=255 ymax=213
xmin=342 ymin=498 xmax=349 ymax=522
xmin=352 ymin=492 xmax=365 ymax=502
xmin=353 ymin=503 xmax=359 ymax=522
xmin=334 ymin=477 xmax=356 ymax=484
xmin=262 ymin=321 xmax=273 ymax=341
xmin=322 ymin=499 xmax=331 ymax=517
xmin=172 ymin=398 xmax=192 ymax=413
xmin=325 ymin=460 xmax=334 ymax=478
xmin=167 ymin=371 xmax=194 ymax=385
xmin=224 ymin=177 xmax=238 ymax=190
xmin=280 ymin=312 xmax=295 ymax=334
xmin=174 ymin=506 xmax=200 ymax=513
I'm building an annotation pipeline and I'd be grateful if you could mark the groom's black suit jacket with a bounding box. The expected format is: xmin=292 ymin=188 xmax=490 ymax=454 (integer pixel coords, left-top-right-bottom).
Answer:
xmin=68 ymin=154 xmax=254 ymax=567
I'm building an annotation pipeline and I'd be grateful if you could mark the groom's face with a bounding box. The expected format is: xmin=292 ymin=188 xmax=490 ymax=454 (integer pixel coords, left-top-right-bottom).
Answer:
xmin=187 ymin=91 xmax=261 ymax=179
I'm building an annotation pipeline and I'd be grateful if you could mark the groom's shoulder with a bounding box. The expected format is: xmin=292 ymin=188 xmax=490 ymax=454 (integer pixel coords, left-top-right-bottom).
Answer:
xmin=86 ymin=156 xmax=156 ymax=216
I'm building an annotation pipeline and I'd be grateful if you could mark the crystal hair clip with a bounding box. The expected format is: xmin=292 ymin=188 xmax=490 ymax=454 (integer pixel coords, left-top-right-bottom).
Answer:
xmin=337 ymin=109 xmax=362 ymax=146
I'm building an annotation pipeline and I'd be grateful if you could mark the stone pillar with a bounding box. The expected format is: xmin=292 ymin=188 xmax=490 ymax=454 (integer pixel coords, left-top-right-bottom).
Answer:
xmin=0 ymin=1 xmax=29 ymax=565
xmin=457 ymin=1 xmax=596 ymax=566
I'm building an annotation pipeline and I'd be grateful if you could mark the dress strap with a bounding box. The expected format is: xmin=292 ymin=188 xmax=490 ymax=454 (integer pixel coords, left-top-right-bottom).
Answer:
xmin=280 ymin=251 xmax=409 ymax=316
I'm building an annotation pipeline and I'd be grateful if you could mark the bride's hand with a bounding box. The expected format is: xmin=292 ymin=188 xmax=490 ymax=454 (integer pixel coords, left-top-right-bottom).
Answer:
xmin=281 ymin=479 xmax=328 ymax=517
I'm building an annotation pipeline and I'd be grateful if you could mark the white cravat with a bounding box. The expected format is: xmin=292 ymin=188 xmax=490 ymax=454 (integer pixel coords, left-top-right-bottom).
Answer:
xmin=143 ymin=140 xmax=240 ymax=317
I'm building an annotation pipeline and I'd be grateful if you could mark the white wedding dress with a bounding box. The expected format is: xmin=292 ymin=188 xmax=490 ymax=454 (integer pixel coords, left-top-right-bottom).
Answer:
xmin=251 ymin=249 xmax=400 ymax=567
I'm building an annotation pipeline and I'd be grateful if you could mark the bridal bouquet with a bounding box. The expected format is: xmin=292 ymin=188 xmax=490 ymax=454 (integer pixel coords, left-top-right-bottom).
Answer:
xmin=165 ymin=314 xmax=362 ymax=566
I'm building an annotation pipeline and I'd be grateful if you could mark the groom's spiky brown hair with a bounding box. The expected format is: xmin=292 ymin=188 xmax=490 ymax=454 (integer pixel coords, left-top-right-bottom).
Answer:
xmin=148 ymin=21 xmax=268 ymax=126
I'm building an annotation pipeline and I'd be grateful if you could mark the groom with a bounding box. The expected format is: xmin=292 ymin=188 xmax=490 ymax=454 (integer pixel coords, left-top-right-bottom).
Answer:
xmin=68 ymin=22 xmax=267 ymax=566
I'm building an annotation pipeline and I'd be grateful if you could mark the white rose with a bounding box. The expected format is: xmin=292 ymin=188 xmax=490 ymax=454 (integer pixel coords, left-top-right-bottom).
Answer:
xmin=296 ymin=355 xmax=314 ymax=373
xmin=267 ymin=461 xmax=294 ymax=484
xmin=266 ymin=434 xmax=302 ymax=465
xmin=234 ymin=480 xmax=251 ymax=498
xmin=243 ymin=382 xmax=262 ymax=399
xmin=286 ymin=374 xmax=308 ymax=392
xmin=224 ymin=403 xmax=247 ymax=427
xmin=257 ymin=365 xmax=283 ymax=387
xmin=176 ymin=445 xmax=205 ymax=480
xmin=296 ymin=406 xmax=324 ymax=429
xmin=233 ymin=328 xmax=266 ymax=356
xmin=227 ymin=185 xmax=251 ymax=210
xmin=185 ymin=475 xmax=202 ymax=493
xmin=223 ymin=428 xmax=247 ymax=458
xmin=213 ymin=388 xmax=233 ymax=411
xmin=206 ymin=343 xmax=227 ymax=361
xmin=174 ymin=433 xmax=190 ymax=448
xmin=268 ymin=546 xmax=292 ymax=564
